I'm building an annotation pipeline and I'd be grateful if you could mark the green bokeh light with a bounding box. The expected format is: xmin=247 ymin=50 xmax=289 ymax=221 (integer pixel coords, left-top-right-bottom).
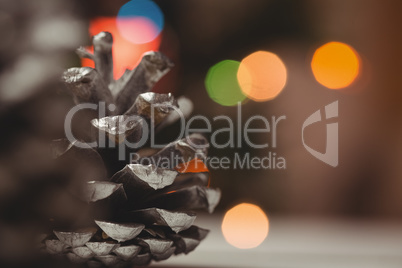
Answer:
xmin=205 ymin=60 xmax=247 ymax=106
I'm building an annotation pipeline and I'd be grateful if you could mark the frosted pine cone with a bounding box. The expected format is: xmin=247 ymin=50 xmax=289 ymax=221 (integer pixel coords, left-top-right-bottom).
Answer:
xmin=40 ymin=32 xmax=221 ymax=267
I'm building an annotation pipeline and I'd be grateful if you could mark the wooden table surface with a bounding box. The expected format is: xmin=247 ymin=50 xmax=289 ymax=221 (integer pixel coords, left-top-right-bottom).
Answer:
xmin=153 ymin=214 xmax=402 ymax=268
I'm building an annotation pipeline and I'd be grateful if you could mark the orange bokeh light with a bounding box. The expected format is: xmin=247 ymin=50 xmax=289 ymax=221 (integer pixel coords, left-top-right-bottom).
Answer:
xmin=237 ymin=51 xmax=287 ymax=102
xmin=82 ymin=17 xmax=161 ymax=79
xmin=174 ymin=158 xmax=209 ymax=173
xmin=311 ymin=41 xmax=360 ymax=89
xmin=221 ymin=203 xmax=269 ymax=249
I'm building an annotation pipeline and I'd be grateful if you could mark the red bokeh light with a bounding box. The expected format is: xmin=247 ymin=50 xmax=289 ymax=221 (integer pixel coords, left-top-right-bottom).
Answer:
xmin=82 ymin=17 xmax=161 ymax=79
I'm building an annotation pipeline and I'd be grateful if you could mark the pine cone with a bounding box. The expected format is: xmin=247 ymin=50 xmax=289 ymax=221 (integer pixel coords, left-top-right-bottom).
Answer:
xmin=40 ymin=31 xmax=221 ymax=267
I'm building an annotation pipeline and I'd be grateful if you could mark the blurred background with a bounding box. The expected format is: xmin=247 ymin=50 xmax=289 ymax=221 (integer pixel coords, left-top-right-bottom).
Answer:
xmin=80 ymin=0 xmax=402 ymax=218
xmin=1 ymin=0 xmax=402 ymax=267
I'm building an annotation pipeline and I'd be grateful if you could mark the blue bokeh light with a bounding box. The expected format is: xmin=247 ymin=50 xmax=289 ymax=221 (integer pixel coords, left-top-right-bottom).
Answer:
xmin=117 ymin=0 xmax=164 ymax=44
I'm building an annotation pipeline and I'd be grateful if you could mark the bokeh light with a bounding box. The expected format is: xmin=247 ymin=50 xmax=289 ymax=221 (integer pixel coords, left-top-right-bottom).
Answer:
xmin=117 ymin=0 xmax=164 ymax=44
xmin=237 ymin=51 xmax=287 ymax=101
xmin=205 ymin=60 xmax=247 ymax=106
xmin=81 ymin=17 xmax=161 ymax=79
xmin=222 ymin=203 xmax=269 ymax=249
xmin=175 ymin=158 xmax=209 ymax=173
xmin=311 ymin=41 xmax=360 ymax=89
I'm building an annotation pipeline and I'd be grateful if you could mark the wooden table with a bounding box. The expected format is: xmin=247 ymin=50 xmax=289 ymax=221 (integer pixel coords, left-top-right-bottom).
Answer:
xmin=154 ymin=214 xmax=402 ymax=268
